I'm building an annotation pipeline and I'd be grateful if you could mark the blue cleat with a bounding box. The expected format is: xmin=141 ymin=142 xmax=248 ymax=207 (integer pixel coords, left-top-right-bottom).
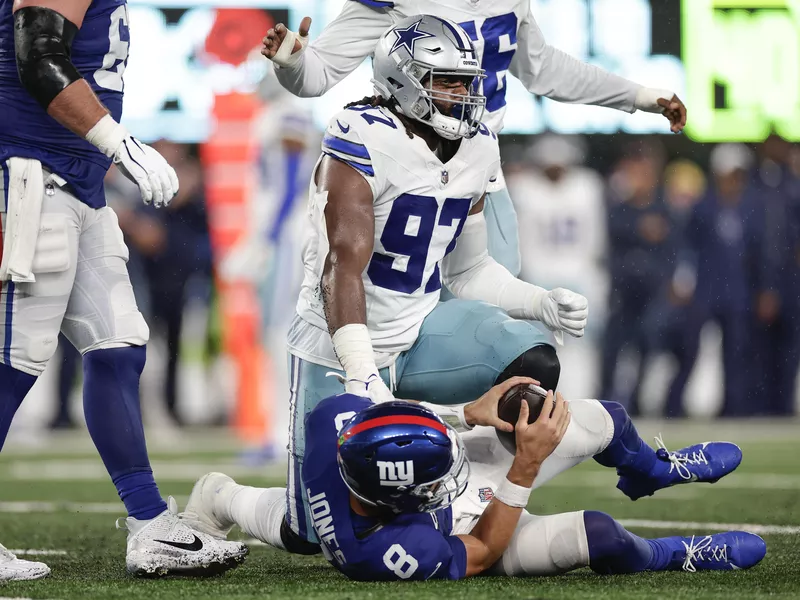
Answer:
xmin=661 ymin=531 xmax=766 ymax=572
xmin=618 ymin=436 xmax=743 ymax=500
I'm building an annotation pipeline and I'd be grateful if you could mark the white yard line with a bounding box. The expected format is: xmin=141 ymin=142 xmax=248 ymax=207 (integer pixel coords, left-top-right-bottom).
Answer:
xmin=7 ymin=549 xmax=68 ymax=556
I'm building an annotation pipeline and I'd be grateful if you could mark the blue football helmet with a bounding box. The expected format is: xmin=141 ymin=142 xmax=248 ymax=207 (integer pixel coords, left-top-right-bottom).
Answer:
xmin=337 ymin=401 xmax=469 ymax=513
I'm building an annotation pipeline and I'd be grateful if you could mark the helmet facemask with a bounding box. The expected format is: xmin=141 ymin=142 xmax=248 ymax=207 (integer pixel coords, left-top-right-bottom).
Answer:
xmin=402 ymin=61 xmax=486 ymax=140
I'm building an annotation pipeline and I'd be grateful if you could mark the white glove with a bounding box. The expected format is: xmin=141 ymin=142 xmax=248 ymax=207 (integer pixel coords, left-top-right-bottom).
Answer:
xmin=530 ymin=288 xmax=589 ymax=338
xmin=85 ymin=114 xmax=179 ymax=208
xmin=344 ymin=372 xmax=396 ymax=405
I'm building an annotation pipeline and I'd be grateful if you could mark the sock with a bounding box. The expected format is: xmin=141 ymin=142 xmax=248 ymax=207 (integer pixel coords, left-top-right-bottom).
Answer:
xmin=0 ymin=362 xmax=37 ymax=449
xmin=593 ymin=400 xmax=668 ymax=478
xmin=220 ymin=484 xmax=287 ymax=550
xmin=584 ymin=511 xmax=674 ymax=573
xmin=83 ymin=346 xmax=166 ymax=520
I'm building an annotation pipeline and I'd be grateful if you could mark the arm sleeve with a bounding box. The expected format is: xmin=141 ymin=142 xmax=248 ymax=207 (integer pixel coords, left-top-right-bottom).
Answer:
xmin=509 ymin=7 xmax=640 ymax=113
xmin=441 ymin=211 xmax=544 ymax=320
xmin=273 ymin=1 xmax=394 ymax=98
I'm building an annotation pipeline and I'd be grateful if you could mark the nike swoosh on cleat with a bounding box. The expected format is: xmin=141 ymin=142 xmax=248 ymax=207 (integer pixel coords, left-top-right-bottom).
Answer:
xmin=337 ymin=120 xmax=350 ymax=133
xmin=154 ymin=535 xmax=204 ymax=552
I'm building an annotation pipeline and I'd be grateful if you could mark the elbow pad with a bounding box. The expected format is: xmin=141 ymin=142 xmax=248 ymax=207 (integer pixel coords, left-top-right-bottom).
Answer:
xmin=14 ymin=6 xmax=82 ymax=110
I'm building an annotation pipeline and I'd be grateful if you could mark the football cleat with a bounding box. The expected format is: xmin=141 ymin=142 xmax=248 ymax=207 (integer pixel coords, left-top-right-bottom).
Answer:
xmin=183 ymin=472 xmax=237 ymax=539
xmin=0 ymin=543 xmax=50 ymax=581
xmin=118 ymin=496 xmax=248 ymax=577
xmin=618 ymin=436 xmax=742 ymax=500
xmin=662 ymin=531 xmax=766 ymax=572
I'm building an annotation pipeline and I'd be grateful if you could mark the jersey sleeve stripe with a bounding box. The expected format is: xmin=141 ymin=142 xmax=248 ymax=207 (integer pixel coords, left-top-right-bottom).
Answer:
xmin=323 ymin=152 xmax=375 ymax=177
xmin=322 ymin=134 xmax=372 ymax=162
xmin=349 ymin=0 xmax=395 ymax=8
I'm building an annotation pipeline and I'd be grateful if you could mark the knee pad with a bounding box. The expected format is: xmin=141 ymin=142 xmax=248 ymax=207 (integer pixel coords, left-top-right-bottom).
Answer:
xmin=495 ymin=511 xmax=589 ymax=576
xmin=496 ymin=344 xmax=560 ymax=391
xmin=280 ymin=518 xmax=322 ymax=555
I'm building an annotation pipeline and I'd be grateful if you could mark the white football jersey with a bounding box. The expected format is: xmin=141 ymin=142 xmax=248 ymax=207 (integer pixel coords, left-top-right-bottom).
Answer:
xmin=275 ymin=0 xmax=640 ymax=136
xmin=288 ymin=104 xmax=500 ymax=369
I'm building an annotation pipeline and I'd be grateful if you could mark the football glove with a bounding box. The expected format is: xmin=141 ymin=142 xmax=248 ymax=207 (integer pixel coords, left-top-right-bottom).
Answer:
xmin=85 ymin=114 xmax=179 ymax=208
xmin=530 ymin=287 xmax=589 ymax=339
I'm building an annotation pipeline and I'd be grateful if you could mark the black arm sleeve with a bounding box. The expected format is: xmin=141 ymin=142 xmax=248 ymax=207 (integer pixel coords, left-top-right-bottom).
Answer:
xmin=14 ymin=6 xmax=82 ymax=110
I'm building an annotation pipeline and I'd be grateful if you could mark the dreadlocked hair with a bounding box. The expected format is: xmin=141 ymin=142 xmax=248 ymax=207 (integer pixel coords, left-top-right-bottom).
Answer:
xmin=343 ymin=95 xmax=414 ymax=139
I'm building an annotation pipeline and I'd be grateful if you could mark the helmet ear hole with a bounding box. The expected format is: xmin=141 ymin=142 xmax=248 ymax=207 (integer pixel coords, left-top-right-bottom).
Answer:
xmin=387 ymin=77 xmax=404 ymax=90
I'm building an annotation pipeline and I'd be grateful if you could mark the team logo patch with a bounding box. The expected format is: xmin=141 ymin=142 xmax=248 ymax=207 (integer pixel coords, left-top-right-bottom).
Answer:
xmin=478 ymin=487 xmax=494 ymax=503
xmin=390 ymin=19 xmax=435 ymax=55
xmin=377 ymin=460 xmax=415 ymax=486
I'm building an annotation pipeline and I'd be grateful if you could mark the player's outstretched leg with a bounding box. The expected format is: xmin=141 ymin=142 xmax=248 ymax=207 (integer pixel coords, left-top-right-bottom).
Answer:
xmin=83 ymin=347 xmax=248 ymax=576
xmin=184 ymin=472 xmax=288 ymax=551
xmin=0 ymin=542 xmax=50 ymax=582
xmin=594 ymin=401 xmax=742 ymax=500
xmin=584 ymin=511 xmax=766 ymax=573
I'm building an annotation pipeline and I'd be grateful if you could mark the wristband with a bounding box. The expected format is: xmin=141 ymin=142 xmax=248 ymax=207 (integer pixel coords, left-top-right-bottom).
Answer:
xmin=494 ymin=477 xmax=532 ymax=508
xmin=331 ymin=324 xmax=378 ymax=378
xmin=85 ymin=114 xmax=126 ymax=158
xmin=419 ymin=403 xmax=473 ymax=433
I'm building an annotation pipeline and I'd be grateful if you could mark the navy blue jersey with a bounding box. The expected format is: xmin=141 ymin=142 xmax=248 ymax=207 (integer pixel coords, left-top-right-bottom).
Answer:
xmin=0 ymin=0 xmax=128 ymax=208
xmin=302 ymin=394 xmax=468 ymax=581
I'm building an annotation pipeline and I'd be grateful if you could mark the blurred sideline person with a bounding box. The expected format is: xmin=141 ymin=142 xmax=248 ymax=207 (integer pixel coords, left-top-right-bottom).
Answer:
xmin=0 ymin=0 xmax=246 ymax=579
xmin=508 ymin=135 xmax=608 ymax=329
xmin=601 ymin=141 xmax=676 ymax=415
xmin=260 ymin=0 xmax=686 ymax=283
xmin=182 ymin=378 xmax=764 ymax=580
xmin=226 ymin=73 xmax=320 ymax=459
xmin=664 ymin=145 xmax=760 ymax=418
xmin=507 ymin=135 xmax=607 ymax=398
xmin=751 ymin=136 xmax=800 ymax=416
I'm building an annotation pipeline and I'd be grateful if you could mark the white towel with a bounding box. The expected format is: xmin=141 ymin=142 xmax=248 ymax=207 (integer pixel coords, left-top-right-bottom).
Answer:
xmin=0 ymin=157 xmax=44 ymax=283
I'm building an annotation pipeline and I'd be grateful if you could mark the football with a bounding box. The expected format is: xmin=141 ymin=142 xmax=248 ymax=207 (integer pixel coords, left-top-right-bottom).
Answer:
xmin=496 ymin=383 xmax=549 ymax=454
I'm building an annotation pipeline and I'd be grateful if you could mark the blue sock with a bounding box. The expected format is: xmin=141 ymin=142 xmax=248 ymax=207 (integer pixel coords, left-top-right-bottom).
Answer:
xmin=0 ymin=362 xmax=37 ymax=449
xmin=584 ymin=511 xmax=675 ymax=573
xmin=593 ymin=401 xmax=666 ymax=478
xmin=83 ymin=346 xmax=166 ymax=520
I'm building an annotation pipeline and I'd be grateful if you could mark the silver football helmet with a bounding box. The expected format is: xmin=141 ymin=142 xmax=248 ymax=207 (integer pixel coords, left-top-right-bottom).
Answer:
xmin=372 ymin=15 xmax=486 ymax=140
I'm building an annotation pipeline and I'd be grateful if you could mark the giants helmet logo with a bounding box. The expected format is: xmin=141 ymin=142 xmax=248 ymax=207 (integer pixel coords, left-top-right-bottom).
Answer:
xmin=377 ymin=460 xmax=415 ymax=486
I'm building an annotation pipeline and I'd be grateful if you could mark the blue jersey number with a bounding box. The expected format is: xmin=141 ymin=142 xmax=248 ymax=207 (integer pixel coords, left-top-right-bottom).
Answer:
xmin=459 ymin=14 xmax=518 ymax=113
xmin=368 ymin=194 xmax=471 ymax=294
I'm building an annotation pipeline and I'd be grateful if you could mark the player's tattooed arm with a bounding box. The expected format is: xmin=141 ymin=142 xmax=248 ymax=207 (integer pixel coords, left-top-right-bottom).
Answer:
xmin=319 ymin=156 xmax=375 ymax=335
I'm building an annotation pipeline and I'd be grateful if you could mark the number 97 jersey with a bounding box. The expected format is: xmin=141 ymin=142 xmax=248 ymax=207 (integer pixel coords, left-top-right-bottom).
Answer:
xmin=293 ymin=104 xmax=500 ymax=366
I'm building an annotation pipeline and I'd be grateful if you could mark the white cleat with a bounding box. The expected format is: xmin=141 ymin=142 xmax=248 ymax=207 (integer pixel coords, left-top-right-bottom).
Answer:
xmin=183 ymin=472 xmax=237 ymax=539
xmin=118 ymin=496 xmax=248 ymax=577
xmin=0 ymin=543 xmax=50 ymax=581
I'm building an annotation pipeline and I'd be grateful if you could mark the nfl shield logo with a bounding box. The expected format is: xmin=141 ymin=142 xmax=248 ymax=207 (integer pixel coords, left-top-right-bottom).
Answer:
xmin=441 ymin=169 xmax=449 ymax=185
xmin=478 ymin=487 xmax=494 ymax=503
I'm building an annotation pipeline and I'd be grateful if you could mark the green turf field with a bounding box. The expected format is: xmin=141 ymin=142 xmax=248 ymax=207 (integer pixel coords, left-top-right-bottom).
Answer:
xmin=1 ymin=421 xmax=799 ymax=599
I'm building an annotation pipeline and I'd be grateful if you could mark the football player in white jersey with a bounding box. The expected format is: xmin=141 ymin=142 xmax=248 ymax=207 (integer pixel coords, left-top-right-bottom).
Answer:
xmin=280 ymin=15 xmax=589 ymax=550
xmin=261 ymin=0 xmax=686 ymax=277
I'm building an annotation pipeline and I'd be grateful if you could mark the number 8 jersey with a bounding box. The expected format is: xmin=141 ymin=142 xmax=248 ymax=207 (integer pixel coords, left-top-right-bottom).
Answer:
xmin=0 ymin=0 xmax=128 ymax=208
xmin=289 ymin=104 xmax=500 ymax=369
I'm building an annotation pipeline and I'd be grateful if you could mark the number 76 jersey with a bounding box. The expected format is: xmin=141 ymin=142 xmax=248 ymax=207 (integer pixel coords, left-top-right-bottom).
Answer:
xmin=291 ymin=104 xmax=500 ymax=369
